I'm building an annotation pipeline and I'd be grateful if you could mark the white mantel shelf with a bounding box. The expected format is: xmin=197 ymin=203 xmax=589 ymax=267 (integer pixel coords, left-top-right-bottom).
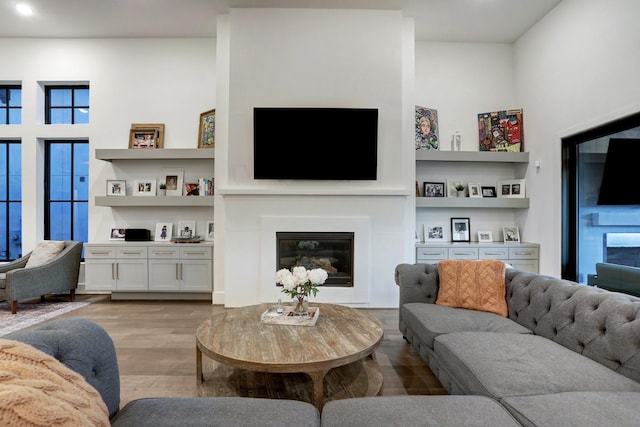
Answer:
xmin=95 ymin=196 xmax=214 ymax=207
xmin=216 ymin=188 xmax=412 ymax=196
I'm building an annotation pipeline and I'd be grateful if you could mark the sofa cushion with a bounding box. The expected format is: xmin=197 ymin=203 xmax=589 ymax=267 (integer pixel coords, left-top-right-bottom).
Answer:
xmin=401 ymin=302 xmax=531 ymax=349
xmin=110 ymin=397 xmax=320 ymax=427
xmin=501 ymin=391 xmax=640 ymax=427
xmin=321 ymin=395 xmax=521 ymax=427
xmin=24 ymin=240 xmax=66 ymax=268
xmin=434 ymin=332 xmax=640 ymax=399
xmin=436 ymin=259 xmax=507 ymax=316
xmin=0 ymin=338 xmax=109 ymax=426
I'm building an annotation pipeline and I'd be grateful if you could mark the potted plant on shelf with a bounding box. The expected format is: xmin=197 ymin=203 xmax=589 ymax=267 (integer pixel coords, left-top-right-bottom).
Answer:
xmin=158 ymin=182 xmax=166 ymax=196
xmin=455 ymin=184 xmax=466 ymax=197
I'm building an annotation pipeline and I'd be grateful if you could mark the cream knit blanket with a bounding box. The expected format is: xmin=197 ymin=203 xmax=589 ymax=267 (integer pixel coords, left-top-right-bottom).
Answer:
xmin=0 ymin=338 xmax=109 ymax=426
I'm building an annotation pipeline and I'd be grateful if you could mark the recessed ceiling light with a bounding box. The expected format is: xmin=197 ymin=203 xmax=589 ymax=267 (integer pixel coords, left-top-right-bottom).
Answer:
xmin=16 ymin=3 xmax=34 ymax=16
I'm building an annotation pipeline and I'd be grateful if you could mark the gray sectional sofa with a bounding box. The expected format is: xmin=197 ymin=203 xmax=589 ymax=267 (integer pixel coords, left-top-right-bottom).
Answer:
xmin=395 ymin=263 xmax=640 ymax=427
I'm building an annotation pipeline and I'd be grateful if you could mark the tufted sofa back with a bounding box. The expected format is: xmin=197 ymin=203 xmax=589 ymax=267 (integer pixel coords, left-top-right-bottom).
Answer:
xmin=506 ymin=269 xmax=640 ymax=383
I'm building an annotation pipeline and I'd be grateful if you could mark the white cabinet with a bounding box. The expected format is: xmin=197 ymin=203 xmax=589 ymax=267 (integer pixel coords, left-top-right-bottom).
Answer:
xmin=416 ymin=242 xmax=540 ymax=273
xmin=85 ymin=242 xmax=213 ymax=297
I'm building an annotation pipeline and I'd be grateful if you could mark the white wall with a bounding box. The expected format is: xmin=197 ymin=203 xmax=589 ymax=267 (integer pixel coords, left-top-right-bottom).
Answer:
xmin=0 ymin=38 xmax=216 ymax=250
xmin=514 ymin=0 xmax=640 ymax=276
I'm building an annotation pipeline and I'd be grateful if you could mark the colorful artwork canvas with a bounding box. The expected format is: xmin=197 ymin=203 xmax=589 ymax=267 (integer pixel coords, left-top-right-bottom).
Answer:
xmin=415 ymin=106 xmax=439 ymax=150
xmin=478 ymin=109 xmax=524 ymax=152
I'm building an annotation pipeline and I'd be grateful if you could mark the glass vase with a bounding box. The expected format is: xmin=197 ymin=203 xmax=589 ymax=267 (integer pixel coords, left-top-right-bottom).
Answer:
xmin=293 ymin=293 xmax=309 ymax=316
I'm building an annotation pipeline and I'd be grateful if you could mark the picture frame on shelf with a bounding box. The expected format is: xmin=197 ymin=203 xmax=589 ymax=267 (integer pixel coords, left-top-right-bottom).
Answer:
xmin=481 ymin=186 xmax=497 ymax=197
xmin=498 ymin=179 xmax=526 ymax=198
xmin=205 ymin=221 xmax=215 ymax=242
xmin=198 ymin=109 xmax=215 ymax=148
xmin=451 ymin=217 xmax=471 ymax=242
xmin=177 ymin=220 xmax=196 ymax=239
xmin=478 ymin=231 xmax=493 ymax=243
xmin=129 ymin=128 xmax=160 ymax=149
xmin=155 ymin=223 xmax=173 ymax=242
xmin=106 ymin=179 xmax=126 ymax=196
xmin=446 ymin=179 xmax=465 ymax=197
xmin=424 ymin=224 xmax=446 ymax=242
xmin=477 ymin=108 xmax=523 ymax=152
xmin=468 ymin=183 xmax=482 ymax=198
xmin=415 ymin=181 xmax=420 ymax=197
xmin=415 ymin=106 xmax=439 ymax=151
xmin=131 ymin=123 xmax=164 ymax=148
xmin=423 ymin=182 xmax=445 ymax=197
xmin=109 ymin=227 xmax=126 ymax=241
xmin=133 ymin=179 xmax=156 ymax=196
xmin=162 ymin=168 xmax=184 ymax=196
xmin=503 ymin=226 xmax=520 ymax=243
xmin=184 ymin=182 xmax=199 ymax=196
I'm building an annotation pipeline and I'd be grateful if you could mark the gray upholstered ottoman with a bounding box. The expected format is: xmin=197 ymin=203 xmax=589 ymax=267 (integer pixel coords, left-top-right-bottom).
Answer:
xmin=320 ymin=395 xmax=521 ymax=427
xmin=110 ymin=397 xmax=320 ymax=427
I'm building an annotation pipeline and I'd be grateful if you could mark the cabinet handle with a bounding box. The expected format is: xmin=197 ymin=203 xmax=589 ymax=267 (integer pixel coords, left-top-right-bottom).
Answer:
xmin=111 ymin=263 xmax=116 ymax=280
xmin=114 ymin=263 xmax=119 ymax=280
xmin=154 ymin=251 xmax=174 ymax=255
xmin=424 ymin=252 xmax=444 ymax=256
xmin=485 ymin=252 xmax=504 ymax=256
xmin=122 ymin=251 xmax=143 ymax=255
xmin=514 ymin=251 xmax=533 ymax=256
xmin=91 ymin=251 xmax=110 ymax=255
xmin=184 ymin=251 xmax=206 ymax=256
xmin=452 ymin=252 xmax=473 ymax=256
xmin=179 ymin=263 xmax=183 ymax=280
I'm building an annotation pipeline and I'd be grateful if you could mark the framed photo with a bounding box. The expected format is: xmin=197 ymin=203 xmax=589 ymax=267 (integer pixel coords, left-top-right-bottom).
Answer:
xmin=106 ymin=179 xmax=126 ymax=196
xmin=155 ymin=223 xmax=173 ymax=242
xmin=423 ymin=182 xmax=445 ymax=197
xmin=415 ymin=106 xmax=439 ymax=151
xmin=478 ymin=231 xmax=493 ymax=243
xmin=498 ymin=179 xmax=526 ymax=198
xmin=205 ymin=221 xmax=215 ymax=242
xmin=481 ymin=186 xmax=497 ymax=197
xmin=424 ymin=224 xmax=446 ymax=242
xmin=503 ymin=226 xmax=520 ymax=243
xmin=109 ymin=227 xmax=126 ymax=240
xmin=446 ymin=179 xmax=465 ymax=197
xmin=131 ymin=123 xmax=164 ymax=148
xmin=129 ymin=128 xmax=159 ymax=149
xmin=178 ymin=220 xmax=196 ymax=239
xmin=133 ymin=179 xmax=156 ymax=196
xmin=468 ymin=182 xmax=482 ymax=198
xmin=451 ymin=217 xmax=471 ymax=242
xmin=162 ymin=168 xmax=184 ymax=196
xmin=184 ymin=182 xmax=199 ymax=196
xmin=198 ymin=109 xmax=215 ymax=148
xmin=477 ymin=109 xmax=523 ymax=152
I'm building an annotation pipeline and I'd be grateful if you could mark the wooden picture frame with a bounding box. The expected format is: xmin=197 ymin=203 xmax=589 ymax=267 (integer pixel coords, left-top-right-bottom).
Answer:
xmin=498 ymin=179 xmax=526 ymax=198
xmin=481 ymin=186 xmax=497 ymax=198
xmin=468 ymin=183 xmax=482 ymax=198
xmin=198 ymin=109 xmax=215 ymax=148
xmin=133 ymin=179 xmax=156 ymax=196
xmin=131 ymin=123 xmax=164 ymax=148
xmin=423 ymin=182 xmax=445 ymax=197
xmin=205 ymin=221 xmax=215 ymax=242
xmin=503 ymin=226 xmax=520 ymax=243
xmin=424 ymin=224 xmax=446 ymax=242
xmin=106 ymin=179 xmax=126 ymax=196
xmin=155 ymin=223 xmax=173 ymax=242
xmin=451 ymin=217 xmax=471 ymax=242
xmin=129 ymin=128 xmax=160 ymax=149
xmin=110 ymin=227 xmax=126 ymax=240
xmin=478 ymin=231 xmax=493 ymax=243
xmin=162 ymin=168 xmax=184 ymax=196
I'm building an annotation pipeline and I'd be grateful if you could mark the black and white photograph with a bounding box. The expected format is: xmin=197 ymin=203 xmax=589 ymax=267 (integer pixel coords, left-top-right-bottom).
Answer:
xmin=503 ymin=226 xmax=521 ymax=243
xmin=478 ymin=231 xmax=493 ymax=243
xmin=424 ymin=224 xmax=446 ymax=242
xmin=133 ymin=179 xmax=156 ymax=196
xmin=451 ymin=217 xmax=471 ymax=242
xmin=468 ymin=183 xmax=482 ymax=198
xmin=481 ymin=186 xmax=497 ymax=197
xmin=497 ymin=179 xmax=526 ymax=198
xmin=106 ymin=180 xmax=126 ymax=196
xmin=423 ymin=182 xmax=445 ymax=197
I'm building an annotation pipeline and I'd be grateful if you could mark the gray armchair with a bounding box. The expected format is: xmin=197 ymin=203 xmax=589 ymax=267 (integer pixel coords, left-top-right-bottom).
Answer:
xmin=0 ymin=240 xmax=83 ymax=314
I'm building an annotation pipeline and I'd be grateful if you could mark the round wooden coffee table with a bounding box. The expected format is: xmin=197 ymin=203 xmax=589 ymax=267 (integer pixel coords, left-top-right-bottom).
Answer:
xmin=196 ymin=303 xmax=384 ymax=409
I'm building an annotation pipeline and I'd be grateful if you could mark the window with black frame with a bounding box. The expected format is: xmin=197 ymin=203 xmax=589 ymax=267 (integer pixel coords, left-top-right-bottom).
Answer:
xmin=0 ymin=140 xmax=22 ymax=261
xmin=45 ymin=85 xmax=89 ymax=124
xmin=0 ymin=85 xmax=22 ymax=125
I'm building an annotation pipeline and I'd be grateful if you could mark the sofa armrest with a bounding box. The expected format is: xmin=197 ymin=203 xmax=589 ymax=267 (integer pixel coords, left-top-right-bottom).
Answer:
xmin=395 ymin=263 xmax=439 ymax=307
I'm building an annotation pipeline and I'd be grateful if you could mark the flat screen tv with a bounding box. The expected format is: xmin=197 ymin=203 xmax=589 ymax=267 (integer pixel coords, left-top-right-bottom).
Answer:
xmin=253 ymin=107 xmax=378 ymax=180
xmin=598 ymin=138 xmax=640 ymax=205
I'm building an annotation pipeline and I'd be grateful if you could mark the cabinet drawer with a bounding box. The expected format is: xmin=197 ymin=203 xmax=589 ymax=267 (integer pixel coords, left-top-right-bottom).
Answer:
xmin=479 ymin=247 xmax=509 ymax=259
xmin=149 ymin=247 xmax=180 ymax=258
xmin=180 ymin=246 xmax=212 ymax=259
xmin=116 ymin=247 xmax=148 ymax=258
xmin=448 ymin=247 xmax=478 ymax=259
xmin=509 ymin=260 xmax=539 ymax=273
xmin=85 ymin=246 xmax=116 ymax=258
xmin=509 ymin=247 xmax=539 ymax=259
xmin=417 ymin=247 xmax=448 ymax=260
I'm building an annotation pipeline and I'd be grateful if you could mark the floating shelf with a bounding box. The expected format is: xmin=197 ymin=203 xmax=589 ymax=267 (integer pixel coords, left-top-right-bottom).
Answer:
xmin=416 ymin=197 xmax=529 ymax=209
xmin=95 ymin=196 xmax=214 ymax=207
xmin=416 ymin=150 xmax=528 ymax=163
xmin=96 ymin=148 xmax=214 ymax=161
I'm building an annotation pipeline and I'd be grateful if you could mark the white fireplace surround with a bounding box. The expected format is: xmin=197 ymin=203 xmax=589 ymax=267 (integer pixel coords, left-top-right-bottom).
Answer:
xmin=260 ymin=216 xmax=370 ymax=304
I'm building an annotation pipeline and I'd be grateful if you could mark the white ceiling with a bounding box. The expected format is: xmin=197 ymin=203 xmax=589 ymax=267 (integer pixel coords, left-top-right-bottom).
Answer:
xmin=0 ymin=0 xmax=562 ymax=43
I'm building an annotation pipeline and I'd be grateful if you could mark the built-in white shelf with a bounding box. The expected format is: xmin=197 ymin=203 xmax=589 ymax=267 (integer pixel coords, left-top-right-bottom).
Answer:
xmin=96 ymin=148 xmax=214 ymax=161
xmin=95 ymin=196 xmax=214 ymax=207
xmin=416 ymin=197 xmax=529 ymax=209
xmin=415 ymin=150 xmax=528 ymax=163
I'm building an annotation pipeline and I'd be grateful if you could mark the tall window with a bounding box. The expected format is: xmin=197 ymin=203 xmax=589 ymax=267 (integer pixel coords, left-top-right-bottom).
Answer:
xmin=45 ymin=141 xmax=88 ymax=244
xmin=0 ymin=140 xmax=21 ymax=260
xmin=45 ymin=85 xmax=89 ymax=124
xmin=0 ymin=86 xmax=22 ymax=124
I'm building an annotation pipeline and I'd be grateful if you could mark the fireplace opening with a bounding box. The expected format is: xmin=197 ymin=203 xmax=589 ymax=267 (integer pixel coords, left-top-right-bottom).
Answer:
xmin=276 ymin=232 xmax=354 ymax=287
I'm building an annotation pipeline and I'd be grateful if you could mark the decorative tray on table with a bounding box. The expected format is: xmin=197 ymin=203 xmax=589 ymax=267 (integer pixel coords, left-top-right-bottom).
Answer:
xmin=260 ymin=307 xmax=319 ymax=326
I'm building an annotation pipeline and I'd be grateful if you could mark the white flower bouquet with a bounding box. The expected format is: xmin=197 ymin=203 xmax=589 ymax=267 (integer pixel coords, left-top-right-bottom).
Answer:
xmin=275 ymin=266 xmax=328 ymax=299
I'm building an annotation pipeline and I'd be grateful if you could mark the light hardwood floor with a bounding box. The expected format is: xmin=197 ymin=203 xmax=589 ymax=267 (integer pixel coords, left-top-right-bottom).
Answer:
xmin=54 ymin=295 xmax=447 ymax=407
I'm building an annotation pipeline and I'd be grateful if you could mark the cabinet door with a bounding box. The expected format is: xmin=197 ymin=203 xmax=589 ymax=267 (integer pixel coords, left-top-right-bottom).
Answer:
xmin=85 ymin=259 xmax=116 ymax=291
xmin=115 ymin=259 xmax=149 ymax=290
xmin=416 ymin=247 xmax=447 ymax=262
xmin=180 ymin=260 xmax=212 ymax=291
xmin=148 ymin=259 xmax=180 ymax=290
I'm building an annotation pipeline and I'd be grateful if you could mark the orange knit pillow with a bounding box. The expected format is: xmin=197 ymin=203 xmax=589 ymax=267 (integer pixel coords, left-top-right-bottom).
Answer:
xmin=436 ymin=259 xmax=507 ymax=317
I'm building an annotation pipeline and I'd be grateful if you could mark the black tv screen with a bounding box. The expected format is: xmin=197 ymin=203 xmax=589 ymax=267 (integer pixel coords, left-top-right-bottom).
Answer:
xmin=253 ymin=107 xmax=378 ymax=180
